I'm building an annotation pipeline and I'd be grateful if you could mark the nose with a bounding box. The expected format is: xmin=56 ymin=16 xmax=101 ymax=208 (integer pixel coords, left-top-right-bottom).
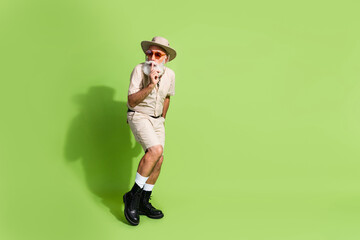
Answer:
xmin=151 ymin=54 xmax=156 ymax=61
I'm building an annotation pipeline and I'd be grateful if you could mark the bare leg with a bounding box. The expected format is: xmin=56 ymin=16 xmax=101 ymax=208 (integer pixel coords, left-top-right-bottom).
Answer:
xmin=137 ymin=147 xmax=164 ymax=219
xmin=137 ymin=145 xmax=163 ymax=177
xmin=146 ymin=155 xmax=164 ymax=185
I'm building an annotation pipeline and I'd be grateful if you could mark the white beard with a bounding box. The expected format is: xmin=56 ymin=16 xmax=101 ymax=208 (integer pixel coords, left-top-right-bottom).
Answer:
xmin=142 ymin=60 xmax=166 ymax=77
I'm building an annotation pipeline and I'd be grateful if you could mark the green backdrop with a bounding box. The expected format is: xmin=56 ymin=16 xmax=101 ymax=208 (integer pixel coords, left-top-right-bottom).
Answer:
xmin=1 ymin=0 xmax=360 ymax=239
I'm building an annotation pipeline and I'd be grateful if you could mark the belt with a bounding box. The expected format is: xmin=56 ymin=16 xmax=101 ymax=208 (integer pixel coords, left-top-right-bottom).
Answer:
xmin=127 ymin=108 xmax=162 ymax=119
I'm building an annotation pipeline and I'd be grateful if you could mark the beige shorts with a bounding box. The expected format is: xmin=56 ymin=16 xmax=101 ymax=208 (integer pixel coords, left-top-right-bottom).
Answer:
xmin=127 ymin=111 xmax=165 ymax=151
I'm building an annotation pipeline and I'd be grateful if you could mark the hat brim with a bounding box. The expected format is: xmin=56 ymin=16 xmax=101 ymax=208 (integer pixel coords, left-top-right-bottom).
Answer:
xmin=141 ymin=41 xmax=177 ymax=62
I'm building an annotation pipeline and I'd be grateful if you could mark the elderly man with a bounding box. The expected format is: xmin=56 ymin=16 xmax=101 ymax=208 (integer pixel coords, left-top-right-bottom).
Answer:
xmin=123 ymin=36 xmax=176 ymax=226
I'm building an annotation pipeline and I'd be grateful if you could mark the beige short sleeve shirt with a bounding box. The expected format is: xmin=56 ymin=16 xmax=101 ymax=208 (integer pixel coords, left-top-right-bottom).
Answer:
xmin=127 ymin=63 xmax=175 ymax=116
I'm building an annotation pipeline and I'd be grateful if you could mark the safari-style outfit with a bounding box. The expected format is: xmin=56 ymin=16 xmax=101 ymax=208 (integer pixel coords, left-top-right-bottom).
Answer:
xmin=123 ymin=36 xmax=177 ymax=226
xmin=127 ymin=63 xmax=175 ymax=151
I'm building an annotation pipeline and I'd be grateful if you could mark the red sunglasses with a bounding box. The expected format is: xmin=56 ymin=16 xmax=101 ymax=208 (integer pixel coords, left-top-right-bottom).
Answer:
xmin=145 ymin=49 xmax=167 ymax=60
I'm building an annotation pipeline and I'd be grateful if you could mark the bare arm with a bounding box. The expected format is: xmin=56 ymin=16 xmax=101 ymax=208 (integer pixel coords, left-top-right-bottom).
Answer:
xmin=162 ymin=96 xmax=170 ymax=118
xmin=128 ymin=83 xmax=155 ymax=108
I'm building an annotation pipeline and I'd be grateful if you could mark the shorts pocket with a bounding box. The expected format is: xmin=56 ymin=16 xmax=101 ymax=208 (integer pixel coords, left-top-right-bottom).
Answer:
xmin=160 ymin=116 xmax=165 ymax=124
xmin=127 ymin=111 xmax=135 ymax=121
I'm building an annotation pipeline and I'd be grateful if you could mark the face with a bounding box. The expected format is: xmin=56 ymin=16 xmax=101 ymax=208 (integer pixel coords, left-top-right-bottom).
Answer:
xmin=145 ymin=45 xmax=168 ymax=65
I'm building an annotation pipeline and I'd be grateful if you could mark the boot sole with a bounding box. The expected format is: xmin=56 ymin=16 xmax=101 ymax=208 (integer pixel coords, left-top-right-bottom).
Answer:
xmin=139 ymin=210 xmax=164 ymax=219
xmin=123 ymin=194 xmax=139 ymax=226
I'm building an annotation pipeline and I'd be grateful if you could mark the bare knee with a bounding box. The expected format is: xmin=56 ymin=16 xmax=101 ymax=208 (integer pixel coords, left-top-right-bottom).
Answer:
xmin=146 ymin=145 xmax=163 ymax=161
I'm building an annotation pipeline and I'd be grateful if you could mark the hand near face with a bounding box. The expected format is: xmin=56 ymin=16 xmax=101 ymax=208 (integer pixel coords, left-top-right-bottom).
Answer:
xmin=150 ymin=62 xmax=161 ymax=86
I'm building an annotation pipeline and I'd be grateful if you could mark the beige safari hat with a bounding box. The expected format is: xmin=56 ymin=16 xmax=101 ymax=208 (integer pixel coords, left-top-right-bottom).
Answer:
xmin=141 ymin=36 xmax=177 ymax=62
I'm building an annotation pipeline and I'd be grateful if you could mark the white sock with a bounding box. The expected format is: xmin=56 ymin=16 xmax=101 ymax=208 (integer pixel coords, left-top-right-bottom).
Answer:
xmin=143 ymin=183 xmax=155 ymax=192
xmin=135 ymin=172 xmax=149 ymax=188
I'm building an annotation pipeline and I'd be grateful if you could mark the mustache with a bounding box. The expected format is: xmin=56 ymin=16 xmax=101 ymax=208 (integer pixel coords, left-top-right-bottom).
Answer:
xmin=143 ymin=60 xmax=165 ymax=76
xmin=144 ymin=60 xmax=162 ymax=69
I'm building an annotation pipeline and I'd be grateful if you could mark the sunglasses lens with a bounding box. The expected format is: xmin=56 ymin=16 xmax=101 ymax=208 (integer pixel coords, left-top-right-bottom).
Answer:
xmin=145 ymin=50 xmax=165 ymax=59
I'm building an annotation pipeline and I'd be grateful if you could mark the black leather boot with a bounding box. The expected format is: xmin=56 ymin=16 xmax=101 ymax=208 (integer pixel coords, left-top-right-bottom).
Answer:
xmin=139 ymin=190 xmax=164 ymax=219
xmin=123 ymin=183 xmax=143 ymax=225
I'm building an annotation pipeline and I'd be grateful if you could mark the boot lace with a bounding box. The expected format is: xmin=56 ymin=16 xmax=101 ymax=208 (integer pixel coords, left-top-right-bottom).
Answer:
xmin=145 ymin=196 xmax=156 ymax=209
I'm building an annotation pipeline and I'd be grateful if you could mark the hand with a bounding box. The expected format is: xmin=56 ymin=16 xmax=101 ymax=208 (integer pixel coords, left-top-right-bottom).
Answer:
xmin=149 ymin=63 xmax=161 ymax=86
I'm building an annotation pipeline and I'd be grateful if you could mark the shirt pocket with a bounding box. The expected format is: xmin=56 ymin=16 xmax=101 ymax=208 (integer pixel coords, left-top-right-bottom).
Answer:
xmin=159 ymin=87 xmax=168 ymax=99
xmin=161 ymin=83 xmax=171 ymax=98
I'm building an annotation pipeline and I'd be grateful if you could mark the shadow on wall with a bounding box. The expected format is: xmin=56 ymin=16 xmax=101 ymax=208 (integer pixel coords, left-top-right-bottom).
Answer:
xmin=63 ymin=85 xmax=142 ymax=224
